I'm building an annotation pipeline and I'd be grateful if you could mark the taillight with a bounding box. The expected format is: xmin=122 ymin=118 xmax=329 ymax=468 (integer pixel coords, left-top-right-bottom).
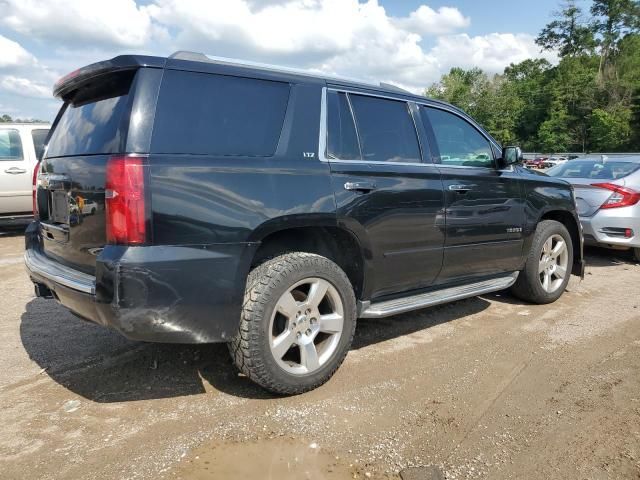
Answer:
xmin=32 ymin=161 xmax=40 ymax=218
xmin=105 ymin=155 xmax=147 ymax=245
xmin=592 ymin=183 xmax=640 ymax=209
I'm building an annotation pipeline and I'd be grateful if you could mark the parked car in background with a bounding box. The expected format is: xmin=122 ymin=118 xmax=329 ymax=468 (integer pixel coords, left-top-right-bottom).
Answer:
xmin=525 ymin=156 xmax=548 ymax=169
xmin=81 ymin=200 xmax=98 ymax=215
xmin=0 ymin=123 xmax=50 ymax=226
xmin=547 ymin=157 xmax=640 ymax=261
xmin=25 ymin=52 xmax=584 ymax=394
xmin=543 ymin=156 xmax=568 ymax=168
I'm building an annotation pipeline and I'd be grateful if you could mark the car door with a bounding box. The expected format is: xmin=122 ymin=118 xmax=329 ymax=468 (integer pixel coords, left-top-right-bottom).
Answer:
xmin=0 ymin=127 xmax=33 ymax=215
xmin=322 ymin=88 xmax=445 ymax=299
xmin=418 ymin=105 xmax=524 ymax=283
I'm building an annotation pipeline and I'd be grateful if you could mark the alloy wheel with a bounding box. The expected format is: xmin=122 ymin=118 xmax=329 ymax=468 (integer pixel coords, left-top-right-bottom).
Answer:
xmin=268 ymin=277 xmax=344 ymax=375
xmin=538 ymin=234 xmax=569 ymax=293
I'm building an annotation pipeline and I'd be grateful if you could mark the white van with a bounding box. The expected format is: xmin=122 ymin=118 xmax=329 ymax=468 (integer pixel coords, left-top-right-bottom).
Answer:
xmin=0 ymin=123 xmax=50 ymax=225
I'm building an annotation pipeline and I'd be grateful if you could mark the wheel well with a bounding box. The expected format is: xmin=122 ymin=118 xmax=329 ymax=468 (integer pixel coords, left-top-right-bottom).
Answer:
xmin=251 ymin=227 xmax=365 ymax=298
xmin=541 ymin=210 xmax=581 ymax=262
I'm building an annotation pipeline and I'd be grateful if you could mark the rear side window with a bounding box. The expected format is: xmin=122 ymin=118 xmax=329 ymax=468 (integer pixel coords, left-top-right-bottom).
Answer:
xmin=326 ymin=91 xmax=360 ymax=160
xmin=46 ymin=71 xmax=135 ymax=158
xmin=0 ymin=129 xmax=23 ymax=161
xmin=31 ymin=129 xmax=49 ymax=161
xmin=348 ymin=94 xmax=420 ymax=163
xmin=421 ymin=107 xmax=494 ymax=168
xmin=152 ymin=70 xmax=290 ymax=156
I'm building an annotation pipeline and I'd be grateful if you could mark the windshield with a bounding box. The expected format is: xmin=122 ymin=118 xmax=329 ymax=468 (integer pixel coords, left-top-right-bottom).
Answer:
xmin=546 ymin=160 xmax=640 ymax=180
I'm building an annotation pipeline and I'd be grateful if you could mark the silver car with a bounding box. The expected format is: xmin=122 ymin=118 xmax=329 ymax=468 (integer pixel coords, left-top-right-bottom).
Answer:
xmin=547 ymin=157 xmax=640 ymax=261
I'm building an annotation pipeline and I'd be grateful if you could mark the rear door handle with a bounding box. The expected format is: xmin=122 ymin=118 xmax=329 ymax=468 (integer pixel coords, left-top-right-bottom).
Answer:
xmin=344 ymin=181 xmax=376 ymax=193
xmin=4 ymin=167 xmax=27 ymax=174
xmin=448 ymin=184 xmax=475 ymax=193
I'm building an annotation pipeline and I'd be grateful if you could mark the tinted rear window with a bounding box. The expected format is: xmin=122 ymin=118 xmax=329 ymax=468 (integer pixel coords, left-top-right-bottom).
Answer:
xmin=547 ymin=160 xmax=640 ymax=180
xmin=151 ymin=70 xmax=290 ymax=156
xmin=46 ymin=70 xmax=135 ymax=158
xmin=31 ymin=128 xmax=49 ymax=161
xmin=349 ymin=94 xmax=420 ymax=163
xmin=0 ymin=129 xmax=23 ymax=161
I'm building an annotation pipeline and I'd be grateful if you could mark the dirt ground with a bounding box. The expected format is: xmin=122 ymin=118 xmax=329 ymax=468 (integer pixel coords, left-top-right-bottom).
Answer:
xmin=1 ymin=227 xmax=639 ymax=480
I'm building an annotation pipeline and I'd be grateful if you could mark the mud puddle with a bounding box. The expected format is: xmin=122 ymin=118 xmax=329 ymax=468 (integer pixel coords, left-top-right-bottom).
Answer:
xmin=163 ymin=438 xmax=358 ymax=479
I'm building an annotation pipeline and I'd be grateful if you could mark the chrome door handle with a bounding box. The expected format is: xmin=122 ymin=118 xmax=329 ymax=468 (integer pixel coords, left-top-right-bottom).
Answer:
xmin=448 ymin=184 xmax=475 ymax=193
xmin=4 ymin=167 xmax=27 ymax=174
xmin=344 ymin=181 xmax=376 ymax=192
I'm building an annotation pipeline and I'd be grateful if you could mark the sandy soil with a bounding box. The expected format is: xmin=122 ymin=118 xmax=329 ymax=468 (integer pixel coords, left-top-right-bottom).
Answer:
xmin=0 ymin=228 xmax=639 ymax=480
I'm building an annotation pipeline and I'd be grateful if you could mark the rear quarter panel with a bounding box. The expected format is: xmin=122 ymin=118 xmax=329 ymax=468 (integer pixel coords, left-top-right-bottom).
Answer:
xmin=149 ymin=82 xmax=336 ymax=246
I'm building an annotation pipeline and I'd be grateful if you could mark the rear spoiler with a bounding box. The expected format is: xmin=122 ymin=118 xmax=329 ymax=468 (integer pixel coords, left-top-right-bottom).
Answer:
xmin=53 ymin=55 xmax=166 ymax=99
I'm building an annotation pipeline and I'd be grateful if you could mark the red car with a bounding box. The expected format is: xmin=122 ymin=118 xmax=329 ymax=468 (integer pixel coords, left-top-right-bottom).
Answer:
xmin=526 ymin=156 xmax=548 ymax=168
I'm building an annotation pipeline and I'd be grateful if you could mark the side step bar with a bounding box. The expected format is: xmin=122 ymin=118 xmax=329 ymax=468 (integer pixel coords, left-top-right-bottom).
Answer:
xmin=360 ymin=272 xmax=519 ymax=318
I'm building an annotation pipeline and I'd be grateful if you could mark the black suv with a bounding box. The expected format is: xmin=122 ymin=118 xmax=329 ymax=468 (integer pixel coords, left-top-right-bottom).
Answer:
xmin=26 ymin=52 xmax=584 ymax=394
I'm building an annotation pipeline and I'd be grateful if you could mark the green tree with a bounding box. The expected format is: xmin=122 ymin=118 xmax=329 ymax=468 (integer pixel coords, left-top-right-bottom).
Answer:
xmin=504 ymin=59 xmax=553 ymax=150
xmin=538 ymin=104 xmax=573 ymax=151
xmin=0 ymin=114 xmax=13 ymax=123
xmin=425 ymin=67 xmax=490 ymax=120
xmin=589 ymin=107 xmax=633 ymax=150
xmin=536 ymin=1 xmax=596 ymax=56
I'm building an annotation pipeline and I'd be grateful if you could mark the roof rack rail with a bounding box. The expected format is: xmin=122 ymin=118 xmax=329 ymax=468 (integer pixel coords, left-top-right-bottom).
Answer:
xmin=168 ymin=51 xmax=387 ymax=89
xmin=169 ymin=51 xmax=210 ymax=62
xmin=379 ymin=82 xmax=413 ymax=95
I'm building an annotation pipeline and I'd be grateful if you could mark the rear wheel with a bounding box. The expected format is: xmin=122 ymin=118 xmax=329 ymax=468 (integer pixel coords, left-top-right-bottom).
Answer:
xmin=634 ymin=247 xmax=640 ymax=263
xmin=229 ymin=252 xmax=356 ymax=395
xmin=511 ymin=220 xmax=573 ymax=304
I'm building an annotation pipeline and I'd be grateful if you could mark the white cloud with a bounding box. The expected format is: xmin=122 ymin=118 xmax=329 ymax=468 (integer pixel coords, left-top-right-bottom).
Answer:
xmin=431 ymin=33 xmax=557 ymax=74
xmin=394 ymin=5 xmax=470 ymax=36
xmin=1 ymin=0 xmax=156 ymax=48
xmin=0 ymin=75 xmax=50 ymax=98
xmin=0 ymin=34 xmax=36 ymax=69
xmin=0 ymin=0 xmax=557 ymax=119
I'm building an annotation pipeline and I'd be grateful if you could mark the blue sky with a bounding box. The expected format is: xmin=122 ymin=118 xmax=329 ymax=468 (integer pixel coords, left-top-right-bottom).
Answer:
xmin=0 ymin=0 xmax=577 ymax=121
xmin=383 ymin=0 xmax=560 ymax=36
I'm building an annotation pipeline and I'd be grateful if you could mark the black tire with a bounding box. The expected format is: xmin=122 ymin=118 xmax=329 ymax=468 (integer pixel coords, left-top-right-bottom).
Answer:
xmin=228 ymin=252 xmax=357 ymax=395
xmin=510 ymin=220 xmax=573 ymax=304
xmin=633 ymin=247 xmax=640 ymax=263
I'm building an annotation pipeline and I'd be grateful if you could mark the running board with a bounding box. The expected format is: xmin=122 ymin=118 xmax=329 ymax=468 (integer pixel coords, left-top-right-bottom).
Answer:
xmin=360 ymin=272 xmax=519 ymax=318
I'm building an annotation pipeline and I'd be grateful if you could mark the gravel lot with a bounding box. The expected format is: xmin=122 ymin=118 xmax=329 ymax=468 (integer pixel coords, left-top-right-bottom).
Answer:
xmin=1 ymin=227 xmax=639 ymax=479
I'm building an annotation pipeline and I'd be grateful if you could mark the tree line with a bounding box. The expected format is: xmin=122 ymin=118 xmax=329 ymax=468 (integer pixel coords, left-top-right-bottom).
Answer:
xmin=425 ymin=0 xmax=640 ymax=152
xmin=0 ymin=114 xmax=47 ymax=123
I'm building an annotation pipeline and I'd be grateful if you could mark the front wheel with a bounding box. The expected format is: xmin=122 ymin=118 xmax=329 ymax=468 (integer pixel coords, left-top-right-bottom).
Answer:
xmin=510 ymin=220 xmax=573 ymax=304
xmin=228 ymin=252 xmax=357 ymax=395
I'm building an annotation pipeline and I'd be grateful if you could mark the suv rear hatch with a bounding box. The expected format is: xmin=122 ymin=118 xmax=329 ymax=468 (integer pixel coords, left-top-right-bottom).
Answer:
xmin=36 ymin=57 xmax=163 ymax=275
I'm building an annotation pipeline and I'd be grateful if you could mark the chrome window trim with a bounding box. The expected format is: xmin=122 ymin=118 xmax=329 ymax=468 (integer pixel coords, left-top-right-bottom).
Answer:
xmin=318 ymin=87 xmax=436 ymax=168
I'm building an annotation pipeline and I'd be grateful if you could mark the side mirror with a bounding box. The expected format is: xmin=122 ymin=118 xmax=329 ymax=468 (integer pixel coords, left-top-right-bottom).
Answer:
xmin=501 ymin=146 xmax=523 ymax=166
xmin=502 ymin=146 xmax=524 ymax=167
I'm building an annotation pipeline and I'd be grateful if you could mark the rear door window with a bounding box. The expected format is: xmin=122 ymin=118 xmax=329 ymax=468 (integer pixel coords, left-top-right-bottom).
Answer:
xmin=151 ymin=70 xmax=290 ymax=156
xmin=46 ymin=71 xmax=135 ymax=158
xmin=348 ymin=94 xmax=421 ymax=163
xmin=326 ymin=91 xmax=360 ymax=160
xmin=31 ymin=128 xmax=49 ymax=161
xmin=0 ymin=129 xmax=24 ymax=161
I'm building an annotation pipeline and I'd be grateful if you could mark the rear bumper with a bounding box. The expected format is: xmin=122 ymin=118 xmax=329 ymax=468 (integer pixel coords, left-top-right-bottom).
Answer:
xmin=580 ymin=207 xmax=640 ymax=249
xmin=25 ymin=222 xmax=258 ymax=343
